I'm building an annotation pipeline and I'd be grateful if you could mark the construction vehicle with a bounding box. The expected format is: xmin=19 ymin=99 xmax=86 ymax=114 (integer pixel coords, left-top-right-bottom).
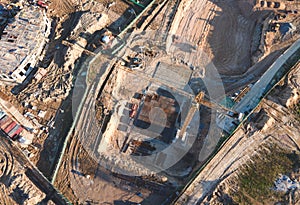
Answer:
xmin=129 ymin=57 xmax=144 ymax=70
xmin=177 ymin=91 xmax=243 ymax=139
xmin=119 ymin=55 xmax=144 ymax=71
xmin=129 ymin=103 xmax=138 ymax=118
xmin=37 ymin=0 xmax=48 ymax=9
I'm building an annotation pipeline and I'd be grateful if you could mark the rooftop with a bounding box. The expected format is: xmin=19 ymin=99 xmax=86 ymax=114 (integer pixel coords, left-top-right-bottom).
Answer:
xmin=0 ymin=6 xmax=44 ymax=74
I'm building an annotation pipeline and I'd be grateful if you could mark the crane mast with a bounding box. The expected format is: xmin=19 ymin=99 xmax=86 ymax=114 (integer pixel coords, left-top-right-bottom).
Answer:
xmin=178 ymin=91 xmax=240 ymax=138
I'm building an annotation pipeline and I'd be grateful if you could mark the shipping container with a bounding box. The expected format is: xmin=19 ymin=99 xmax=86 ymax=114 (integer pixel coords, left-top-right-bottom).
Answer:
xmin=0 ymin=117 xmax=13 ymax=130
xmin=11 ymin=126 xmax=23 ymax=140
xmin=4 ymin=121 xmax=17 ymax=133
xmin=130 ymin=110 xmax=137 ymax=118
xmin=132 ymin=103 xmax=138 ymax=111
xmin=8 ymin=124 xmax=20 ymax=138
xmin=0 ymin=115 xmax=8 ymax=126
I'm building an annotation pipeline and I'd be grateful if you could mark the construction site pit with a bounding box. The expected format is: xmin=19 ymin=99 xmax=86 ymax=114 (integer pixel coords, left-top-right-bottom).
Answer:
xmin=53 ymin=31 xmax=223 ymax=204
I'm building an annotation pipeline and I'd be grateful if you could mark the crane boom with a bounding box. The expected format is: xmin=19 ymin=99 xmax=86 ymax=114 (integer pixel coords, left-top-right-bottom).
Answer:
xmin=178 ymin=91 xmax=240 ymax=138
xmin=118 ymin=62 xmax=241 ymax=139
xmin=178 ymin=104 xmax=198 ymax=138
xmin=195 ymin=92 xmax=237 ymax=114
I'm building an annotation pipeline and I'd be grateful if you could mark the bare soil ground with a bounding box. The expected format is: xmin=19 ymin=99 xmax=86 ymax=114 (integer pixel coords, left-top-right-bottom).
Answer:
xmin=0 ymin=137 xmax=61 ymax=204
xmin=48 ymin=0 xmax=76 ymax=17
xmin=54 ymin=133 xmax=174 ymax=204
xmin=0 ymin=1 xmax=111 ymax=190
xmin=12 ymin=0 xmax=110 ymax=178
xmin=175 ymin=62 xmax=300 ymax=204
xmin=53 ymin=0 xmax=300 ymax=204
xmin=169 ymin=0 xmax=300 ymax=82
xmin=169 ymin=0 xmax=263 ymax=75
xmin=203 ymin=63 xmax=300 ymax=204
xmin=1 ymin=0 xmax=300 ymax=204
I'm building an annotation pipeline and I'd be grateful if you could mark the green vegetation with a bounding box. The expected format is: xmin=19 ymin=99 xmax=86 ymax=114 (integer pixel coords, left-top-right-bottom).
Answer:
xmin=233 ymin=144 xmax=297 ymax=204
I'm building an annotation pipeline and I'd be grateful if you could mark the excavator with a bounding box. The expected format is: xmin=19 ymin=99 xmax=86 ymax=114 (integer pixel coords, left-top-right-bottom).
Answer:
xmin=177 ymin=91 xmax=243 ymax=138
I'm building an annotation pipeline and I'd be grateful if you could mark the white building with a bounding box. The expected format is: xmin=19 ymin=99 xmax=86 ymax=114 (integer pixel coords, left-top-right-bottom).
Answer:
xmin=0 ymin=5 xmax=51 ymax=84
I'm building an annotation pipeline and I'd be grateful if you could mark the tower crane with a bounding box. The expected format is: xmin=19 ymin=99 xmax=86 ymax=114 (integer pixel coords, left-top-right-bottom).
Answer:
xmin=178 ymin=91 xmax=243 ymax=138
xmin=117 ymin=55 xmax=243 ymax=139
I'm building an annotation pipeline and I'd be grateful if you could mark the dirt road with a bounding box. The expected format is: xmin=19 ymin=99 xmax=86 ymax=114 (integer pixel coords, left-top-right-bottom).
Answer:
xmin=0 ymin=136 xmax=68 ymax=204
